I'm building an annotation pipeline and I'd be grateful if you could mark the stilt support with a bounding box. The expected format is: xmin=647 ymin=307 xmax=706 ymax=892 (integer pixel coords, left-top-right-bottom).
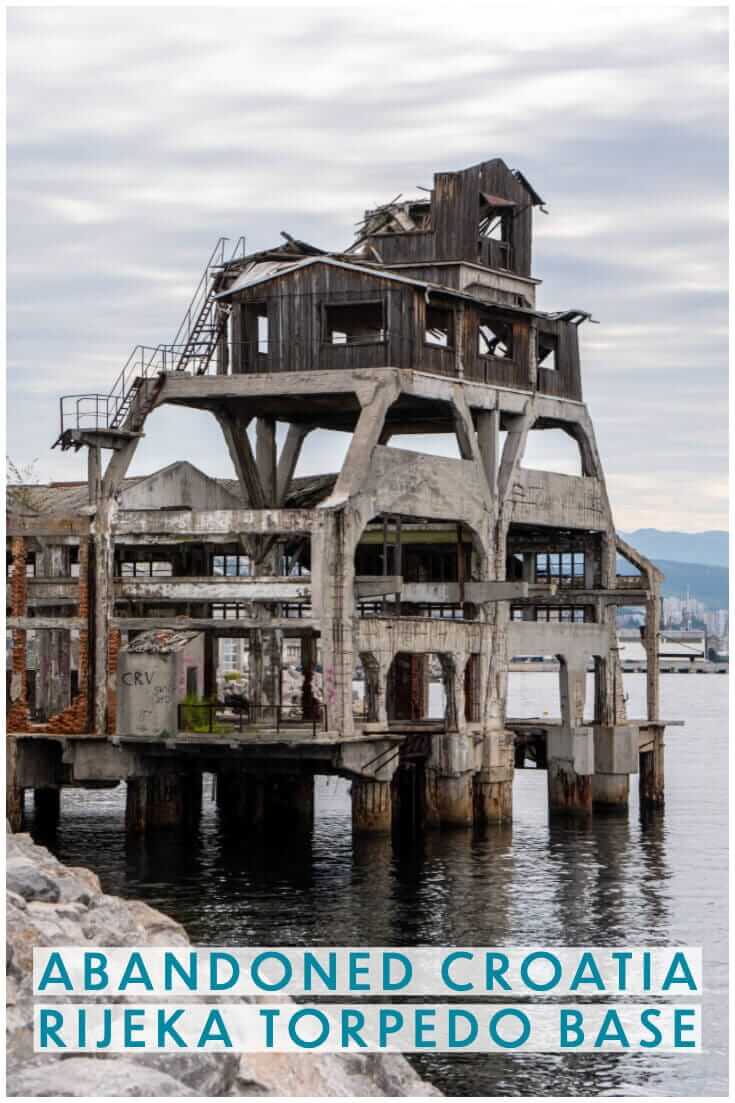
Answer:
xmin=126 ymin=771 xmax=202 ymax=834
xmin=34 ymin=787 xmax=61 ymax=831
xmin=352 ymin=778 xmax=392 ymax=834
xmin=639 ymin=727 xmax=665 ymax=809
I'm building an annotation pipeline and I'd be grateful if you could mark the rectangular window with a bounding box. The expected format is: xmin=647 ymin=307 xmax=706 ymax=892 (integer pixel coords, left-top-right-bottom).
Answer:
xmin=119 ymin=560 xmax=172 ymax=577
xmin=478 ymin=318 xmax=513 ymax=359
xmin=538 ymin=332 xmax=559 ymax=371
xmin=324 ymin=301 xmax=385 ymax=346
xmin=242 ymin=302 xmax=269 ymax=357
xmin=525 ymin=606 xmax=586 ymax=623
xmin=211 ymin=554 xmax=251 ymax=577
xmin=535 ymin=551 xmax=585 ymax=588
xmin=425 ymin=304 xmax=454 ymax=348
xmin=257 ymin=311 xmax=269 ymax=353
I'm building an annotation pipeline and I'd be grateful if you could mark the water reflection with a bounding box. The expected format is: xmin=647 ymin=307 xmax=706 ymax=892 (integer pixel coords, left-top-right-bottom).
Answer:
xmin=28 ymin=673 xmax=728 ymax=1097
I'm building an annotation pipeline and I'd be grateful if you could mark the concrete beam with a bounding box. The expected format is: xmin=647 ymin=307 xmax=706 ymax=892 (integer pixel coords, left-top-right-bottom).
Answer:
xmin=111 ymin=616 xmax=314 ymax=635
xmin=114 ymin=507 xmax=319 ymax=540
xmin=7 ymin=617 xmax=86 ymax=631
xmin=114 ymin=577 xmax=311 ymax=602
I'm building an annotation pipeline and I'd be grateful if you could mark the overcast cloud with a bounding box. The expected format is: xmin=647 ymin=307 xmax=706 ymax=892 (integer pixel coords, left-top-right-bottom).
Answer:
xmin=7 ymin=7 xmax=728 ymax=530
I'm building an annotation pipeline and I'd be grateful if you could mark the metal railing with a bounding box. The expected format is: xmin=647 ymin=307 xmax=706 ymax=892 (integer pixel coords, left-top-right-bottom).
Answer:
xmin=177 ymin=700 xmax=325 ymax=737
xmin=57 ymin=237 xmax=248 ymax=439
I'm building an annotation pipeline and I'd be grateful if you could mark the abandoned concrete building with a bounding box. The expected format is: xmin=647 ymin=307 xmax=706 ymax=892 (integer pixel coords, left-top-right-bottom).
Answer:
xmin=7 ymin=157 xmax=668 ymax=837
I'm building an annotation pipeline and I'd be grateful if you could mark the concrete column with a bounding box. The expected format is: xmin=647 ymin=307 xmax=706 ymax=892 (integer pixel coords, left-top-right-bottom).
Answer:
xmin=300 ymin=635 xmax=319 ymax=720
xmin=645 ymin=594 xmax=661 ymax=722
xmin=475 ymin=728 xmax=514 ymax=825
xmin=426 ymin=726 xmax=477 ymax=828
xmin=125 ymin=772 xmax=202 ymax=834
xmin=592 ymin=724 xmax=637 ymax=813
xmin=548 ymin=660 xmax=592 ymax=816
xmin=352 ymin=778 xmax=392 ymax=833
xmin=93 ymin=499 xmax=116 ymax=735
xmin=34 ymin=787 xmax=61 ymax=832
xmin=435 ymin=773 xmax=474 ymax=827
xmin=476 ymin=408 xmax=499 ymax=497
xmin=592 ymin=773 xmax=629 ymax=811
xmin=474 ymin=773 xmax=513 ymax=823
xmin=640 ymin=729 xmax=665 ymax=809
xmin=547 ymin=757 xmax=592 ymax=816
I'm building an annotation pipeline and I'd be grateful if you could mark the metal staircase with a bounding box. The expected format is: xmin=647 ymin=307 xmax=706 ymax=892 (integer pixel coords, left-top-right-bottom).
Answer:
xmin=57 ymin=237 xmax=246 ymax=445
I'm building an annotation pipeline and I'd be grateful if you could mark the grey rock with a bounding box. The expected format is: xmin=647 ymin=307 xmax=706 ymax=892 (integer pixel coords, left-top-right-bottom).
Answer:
xmin=136 ymin=1051 xmax=240 ymax=1096
xmin=7 ymin=858 xmax=60 ymax=903
xmin=7 ymin=1056 xmax=197 ymax=1097
xmin=6 ymin=832 xmax=441 ymax=1097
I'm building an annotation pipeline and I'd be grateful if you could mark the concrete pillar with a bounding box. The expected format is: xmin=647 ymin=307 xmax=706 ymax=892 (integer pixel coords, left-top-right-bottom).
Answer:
xmin=645 ymin=594 xmax=661 ymax=722
xmin=125 ymin=772 xmax=202 ymax=834
xmin=301 ymin=635 xmax=319 ymax=720
xmin=592 ymin=773 xmax=629 ymax=812
xmin=548 ymin=758 xmax=593 ymax=817
xmin=435 ymin=773 xmax=474 ymax=827
xmin=640 ymin=728 xmax=665 ymax=809
xmin=352 ymin=778 xmax=392 ymax=833
xmin=474 ymin=772 xmax=513 ymax=823
xmin=203 ymin=632 xmax=217 ymax=700
xmin=548 ymin=661 xmax=592 ymax=816
xmin=592 ymin=724 xmax=637 ymax=813
xmin=34 ymin=787 xmax=61 ymax=832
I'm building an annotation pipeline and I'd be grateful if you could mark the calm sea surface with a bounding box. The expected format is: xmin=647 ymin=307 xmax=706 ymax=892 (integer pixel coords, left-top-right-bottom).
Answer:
xmin=31 ymin=673 xmax=728 ymax=1097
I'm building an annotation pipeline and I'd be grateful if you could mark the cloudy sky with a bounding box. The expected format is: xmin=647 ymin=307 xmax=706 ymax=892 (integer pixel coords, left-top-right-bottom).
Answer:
xmin=7 ymin=6 xmax=728 ymax=531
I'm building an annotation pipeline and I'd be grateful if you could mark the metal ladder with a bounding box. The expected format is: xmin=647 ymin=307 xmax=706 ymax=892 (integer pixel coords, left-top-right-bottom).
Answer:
xmin=105 ymin=237 xmax=246 ymax=431
xmin=173 ymin=236 xmax=245 ymax=374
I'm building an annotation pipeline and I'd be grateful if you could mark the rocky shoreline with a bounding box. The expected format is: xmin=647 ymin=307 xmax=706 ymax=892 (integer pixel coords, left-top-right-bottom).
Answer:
xmin=6 ymin=830 xmax=439 ymax=1097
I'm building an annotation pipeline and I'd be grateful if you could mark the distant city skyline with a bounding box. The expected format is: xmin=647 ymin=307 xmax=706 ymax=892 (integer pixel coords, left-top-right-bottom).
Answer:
xmin=7 ymin=8 xmax=728 ymax=531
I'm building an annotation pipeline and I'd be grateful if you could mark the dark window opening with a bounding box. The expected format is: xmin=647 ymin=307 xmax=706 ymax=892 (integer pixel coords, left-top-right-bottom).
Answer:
xmin=538 ymin=332 xmax=559 ymax=371
xmin=535 ymin=552 xmax=585 ymax=588
xmin=479 ymin=318 xmax=513 ymax=359
xmin=425 ymin=304 xmax=454 ymax=348
xmin=242 ymin=302 xmax=269 ymax=356
xmin=325 ymin=301 xmax=385 ymax=346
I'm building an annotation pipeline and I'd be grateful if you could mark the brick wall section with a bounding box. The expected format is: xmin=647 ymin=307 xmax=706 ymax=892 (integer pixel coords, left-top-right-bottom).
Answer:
xmin=106 ymin=627 xmax=122 ymax=734
xmin=7 ymin=537 xmax=91 ymax=735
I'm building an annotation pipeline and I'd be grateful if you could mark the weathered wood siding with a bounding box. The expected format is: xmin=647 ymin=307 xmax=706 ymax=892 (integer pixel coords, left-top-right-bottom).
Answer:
xmin=228 ymin=262 xmax=582 ymax=400
xmin=536 ymin=319 xmax=582 ymax=401
xmin=232 ymin=266 xmax=420 ymax=375
xmin=367 ymin=159 xmax=535 ymax=277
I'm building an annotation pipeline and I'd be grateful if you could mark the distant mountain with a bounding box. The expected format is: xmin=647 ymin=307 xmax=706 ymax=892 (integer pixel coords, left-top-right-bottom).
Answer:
xmin=654 ymin=559 xmax=729 ymax=610
xmin=619 ymin=529 xmax=728 ymax=568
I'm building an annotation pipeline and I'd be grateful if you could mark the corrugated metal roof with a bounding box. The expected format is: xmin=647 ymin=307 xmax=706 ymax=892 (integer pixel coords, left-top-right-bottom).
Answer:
xmin=215 ymin=254 xmax=476 ymax=304
xmin=7 ymin=465 xmax=337 ymax=517
xmin=223 ymin=258 xmax=308 ymax=296
xmin=124 ymin=628 xmax=201 ymax=654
